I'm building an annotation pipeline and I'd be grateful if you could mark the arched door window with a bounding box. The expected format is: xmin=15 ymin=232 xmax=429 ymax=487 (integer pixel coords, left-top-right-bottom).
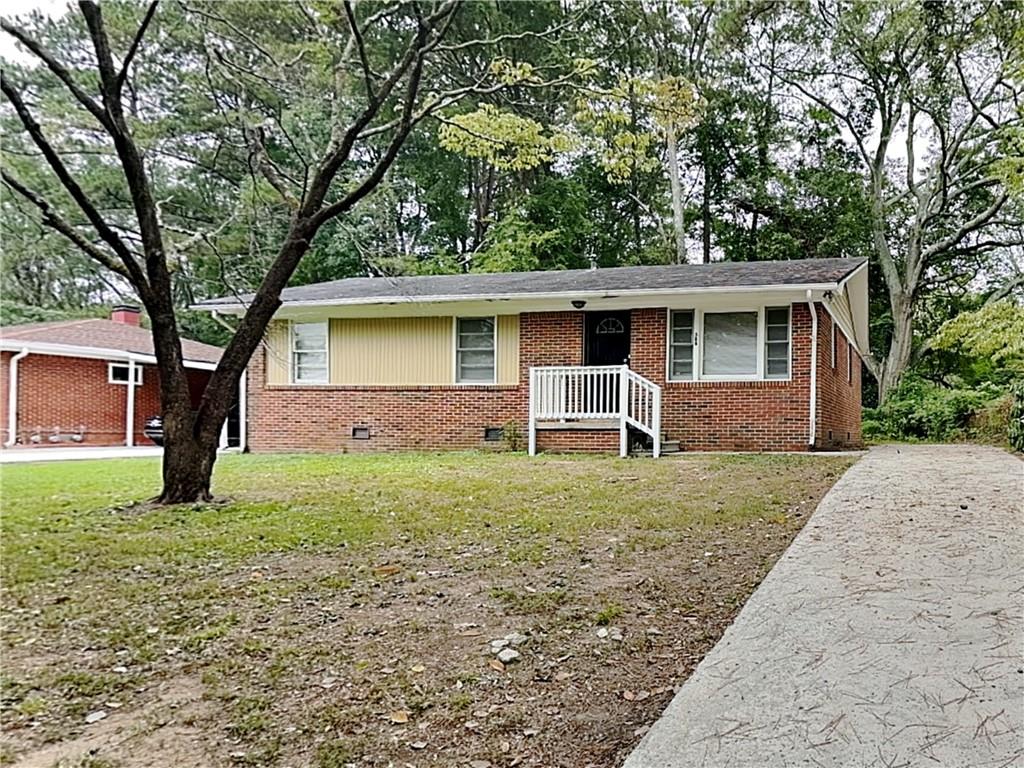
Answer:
xmin=595 ymin=317 xmax=625 ymax=335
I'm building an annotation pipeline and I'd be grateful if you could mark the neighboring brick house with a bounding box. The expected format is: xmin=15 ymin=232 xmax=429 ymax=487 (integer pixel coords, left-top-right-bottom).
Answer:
xmin=197 ymin=258 xmax=868 ymax=456
xmin=0 ymin=307 xmax=223 ymax=448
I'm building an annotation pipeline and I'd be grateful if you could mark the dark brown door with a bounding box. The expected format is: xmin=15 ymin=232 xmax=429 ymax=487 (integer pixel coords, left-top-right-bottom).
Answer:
xmin=585 ymin=311 xmax=631 ymax=366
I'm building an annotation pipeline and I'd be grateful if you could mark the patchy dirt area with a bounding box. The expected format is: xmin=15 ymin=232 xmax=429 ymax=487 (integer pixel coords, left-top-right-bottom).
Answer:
xmin=0 ymin=452 xmax=855 ymax=767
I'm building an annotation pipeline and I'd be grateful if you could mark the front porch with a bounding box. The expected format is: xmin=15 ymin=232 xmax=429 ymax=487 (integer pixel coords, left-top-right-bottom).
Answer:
xmin=527 ymin=365 xmax=665 ymax=458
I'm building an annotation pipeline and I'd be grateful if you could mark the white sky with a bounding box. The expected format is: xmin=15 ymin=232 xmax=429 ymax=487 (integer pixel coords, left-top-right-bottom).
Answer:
xmin=0 ymin=0 xmax=65 ymax=62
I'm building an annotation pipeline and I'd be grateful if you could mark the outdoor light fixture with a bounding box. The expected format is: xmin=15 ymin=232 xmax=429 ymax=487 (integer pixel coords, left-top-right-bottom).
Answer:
xmin=571 ymin=300 xmax=587 ymax=309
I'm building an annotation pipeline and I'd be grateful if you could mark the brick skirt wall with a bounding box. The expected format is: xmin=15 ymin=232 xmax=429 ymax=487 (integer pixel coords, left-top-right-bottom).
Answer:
xmin=246 ymin=303 xmax=861 ymax=454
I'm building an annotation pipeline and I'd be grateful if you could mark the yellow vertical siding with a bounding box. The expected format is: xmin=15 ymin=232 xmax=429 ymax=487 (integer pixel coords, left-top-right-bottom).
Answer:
xmin=267 ymin=314 xmax=521 ymax=386
xmin=330 ymin=317 xmax=453 ymax=385
xmin=264 ymin=321 xmax=290 ymax=385
xmin=496 ymin=314 xmax=520 ymax=384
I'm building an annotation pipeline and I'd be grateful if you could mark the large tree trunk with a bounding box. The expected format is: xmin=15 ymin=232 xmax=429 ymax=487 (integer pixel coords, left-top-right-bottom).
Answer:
xmin=158 ymin=430 xmax=219 ymax=504
xmin=878 ymin=292 xmax=915 ymax=403
xmin=665 ymin=124 xmax=687 ymax=264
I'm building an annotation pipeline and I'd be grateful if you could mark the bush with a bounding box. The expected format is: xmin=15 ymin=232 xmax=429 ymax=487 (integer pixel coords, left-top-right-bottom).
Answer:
xmin=1009 ymin=381 xmax=1024 ymax=452
xmin=863 ymin=378 xmax=1003 ymax=443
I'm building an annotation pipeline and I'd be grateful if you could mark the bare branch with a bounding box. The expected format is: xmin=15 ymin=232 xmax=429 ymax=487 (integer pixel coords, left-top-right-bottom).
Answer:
xmin=0 ymin=19 xmax=112 ymax=130
xmin=2 ymin=170 xmax=131 ymax=281
xmin=116 ymin=1 xmax=159 ymax=92
xmin=0 ymin=72 xmax=148 ymax=289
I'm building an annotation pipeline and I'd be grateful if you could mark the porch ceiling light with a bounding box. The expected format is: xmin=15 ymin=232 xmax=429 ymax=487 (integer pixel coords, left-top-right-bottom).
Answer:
xmin=571 ymin=300 xmax=587 ymax=309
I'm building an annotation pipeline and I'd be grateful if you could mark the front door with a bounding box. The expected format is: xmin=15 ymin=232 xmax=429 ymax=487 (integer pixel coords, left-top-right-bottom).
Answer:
xmin=585 ymin=311 xmax=631 ymax=366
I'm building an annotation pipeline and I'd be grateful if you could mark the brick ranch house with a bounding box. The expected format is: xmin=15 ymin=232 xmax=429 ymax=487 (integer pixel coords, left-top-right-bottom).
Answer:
xmin=0 ymin=306 xmax=227 ymax=448
xmin=196 ymin=257 xmax=869 ymax=456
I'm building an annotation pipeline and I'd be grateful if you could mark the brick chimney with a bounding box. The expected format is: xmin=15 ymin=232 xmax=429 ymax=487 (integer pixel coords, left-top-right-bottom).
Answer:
xmin=111 ymin=305 xmax=141 ymax=326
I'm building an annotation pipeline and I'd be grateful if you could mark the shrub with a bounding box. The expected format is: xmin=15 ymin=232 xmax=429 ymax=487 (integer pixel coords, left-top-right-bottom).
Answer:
xmin=1009 ymin=381 xmax=1024 ymax=452
xmin=863 ymin=378 xmax=1002 ymax=443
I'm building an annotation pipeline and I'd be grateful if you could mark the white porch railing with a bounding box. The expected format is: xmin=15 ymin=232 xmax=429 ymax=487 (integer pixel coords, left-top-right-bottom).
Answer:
xmin=528 ymin=365 xmax=662 ymax=458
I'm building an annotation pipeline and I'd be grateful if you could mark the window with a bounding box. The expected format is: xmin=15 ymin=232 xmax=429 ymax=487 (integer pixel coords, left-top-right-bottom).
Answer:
xmin=596 ymin=317 xmax=626 ymax=334
xmin=108 ymin=363 xmax=142 ymax=385
xmin=456 ymin=317 xmax=495 ymax=383
xmin=702 ymin=311 xmax=758 ymax=377
xmin=847 ymin=341 xmax=853 ymax=384
xmin=667 ymin=310 xmax=695 ymax=380
xmin=291 ymin=322 xmax=328 ymax=383
xmin=764 ymin=307 xmax=790 ymax=379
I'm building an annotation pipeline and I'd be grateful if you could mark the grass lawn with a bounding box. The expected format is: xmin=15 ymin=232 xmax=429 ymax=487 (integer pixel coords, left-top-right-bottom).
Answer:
xmin=0 ymin=451 xmax=855 ymax=768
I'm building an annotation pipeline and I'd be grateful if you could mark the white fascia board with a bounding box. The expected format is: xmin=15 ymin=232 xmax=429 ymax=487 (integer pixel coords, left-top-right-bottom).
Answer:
xmin=0 ymin=340 xmax=219 ymax=370
xmin=196 ymin=282 xmax=842 ymax=319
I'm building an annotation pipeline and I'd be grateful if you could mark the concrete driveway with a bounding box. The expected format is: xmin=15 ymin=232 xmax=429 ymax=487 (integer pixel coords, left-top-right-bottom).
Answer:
xmin=624 ymin=444 xmax=1024 ymax=768
xmin=0 ymin=446 xmax=163 ymax=464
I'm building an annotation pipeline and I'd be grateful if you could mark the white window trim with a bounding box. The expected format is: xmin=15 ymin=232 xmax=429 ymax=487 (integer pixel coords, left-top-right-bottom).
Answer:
xmin=452 ymin=315 xmax=497 ymax=385
xmin=847 ymin=340 xmax=853 ymax=384
xmin=290 ymin=320 xmax=330 ymax=385
xmin=665 ymin=306 xmax=792 ymax=383
xmin=764 ymin=304 xmax=792 ymax=381
xmin=108 ymin=362 xmax=142 ymax=385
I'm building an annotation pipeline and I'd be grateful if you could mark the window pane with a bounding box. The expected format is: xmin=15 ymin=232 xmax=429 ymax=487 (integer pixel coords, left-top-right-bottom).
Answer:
xmin=671 ymin=359 xmax=693 ymax=378
xmin=458 ymin=364 xmax=494 ymax=382
xmin=672 ymin=310 xmax=694 ymax=331
xmin=458 ymin=318 xmax=493 ymax=336
xmin=766 ymin=324 xmax=788 ymax=341
xmin=458 ymin=332 xmax=494 ymax=350
xmin=766 ymin=307 xmax=789 ymax=326
xmin=458 ymin=350 xmax=494 ymax=368
xmin=702 ymin=312 xmax=757 ymax=376
xmin=294 ymin=323 xmax=327 ymax=350
xmin=111 ymin=366 xmax=128 ymax=382
xmin=766 ymin=358 xmax=788 ymax=377
xmin=296 ymin=351 xmax=326 ymax=367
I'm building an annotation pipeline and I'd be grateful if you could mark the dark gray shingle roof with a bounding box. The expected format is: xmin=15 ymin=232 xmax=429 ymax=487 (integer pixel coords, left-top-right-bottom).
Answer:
xmin=198 ymin=257 xmax=865 ymax=308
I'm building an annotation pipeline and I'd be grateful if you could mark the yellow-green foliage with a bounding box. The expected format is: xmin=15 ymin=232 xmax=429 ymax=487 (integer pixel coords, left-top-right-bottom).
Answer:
xmin=573 ymin=74 xmax=702 ymax=183
xmin=932 ymin=299 xmax=1024 ymax=372
xmin=438 ymin=104 xmax=575 ymax=172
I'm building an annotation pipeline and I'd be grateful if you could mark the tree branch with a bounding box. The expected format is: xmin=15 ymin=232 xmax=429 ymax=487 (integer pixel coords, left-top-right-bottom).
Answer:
xmin=0 ymin=72 xmax=148 ymax=289
xmin=2 ymin=170 xmax=132 ymax=282
xmin=116 ymin=1 xmax=160 ymax=93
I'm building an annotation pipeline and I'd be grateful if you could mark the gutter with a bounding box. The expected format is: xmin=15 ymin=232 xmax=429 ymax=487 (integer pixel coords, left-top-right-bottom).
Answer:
xmin=0 ymin=340 xmax=218 ymax=371
xmin=5 ymin=348 xmax=29 ymax=447
xmin=190 ymin=280 xmax=848 ymax=314
xmin=806 ymin=290 xmax=818 ymax=448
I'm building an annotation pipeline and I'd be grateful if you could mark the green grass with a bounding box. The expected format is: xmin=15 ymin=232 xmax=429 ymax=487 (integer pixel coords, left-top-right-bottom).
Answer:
xmin=0 ymin=450 xmax=854 ymax=765
xmin=1 ymin=451 xmax=848 ymax=588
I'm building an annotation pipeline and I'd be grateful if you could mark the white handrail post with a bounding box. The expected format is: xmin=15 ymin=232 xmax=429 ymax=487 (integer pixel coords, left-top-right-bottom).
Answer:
xmin=528 ymin=367 xmax=537 ymax=456
xmin=652 ymin=387 xmax=662 ymax=459
xmin=618 ymin=365 xmax=628 ymax=458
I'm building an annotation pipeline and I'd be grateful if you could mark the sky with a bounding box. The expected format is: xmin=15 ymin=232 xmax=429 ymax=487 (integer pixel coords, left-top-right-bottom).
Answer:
xmin=0 ymin=0 xmax=64 ymax=62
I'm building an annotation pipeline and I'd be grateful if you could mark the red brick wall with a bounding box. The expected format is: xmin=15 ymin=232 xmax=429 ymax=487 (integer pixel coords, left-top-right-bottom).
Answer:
xmin=629 ymin=306 xmax=813 ymax=451
xmin=815 ymin=307 xmax=863 ymax=449
xmin=0 ymin=352 xmax=212 ymax=447
xmin=246 ymin=303 xmax=858 ymax=454
xmin=536 ymin=429 xmax=620 ymax=453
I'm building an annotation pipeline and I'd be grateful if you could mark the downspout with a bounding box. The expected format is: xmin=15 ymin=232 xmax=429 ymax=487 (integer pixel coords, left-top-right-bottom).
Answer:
xmin=806 ymin=290 xmax=818 ymax=449
xmin=5 ymin=348 xmax=29 ymax=447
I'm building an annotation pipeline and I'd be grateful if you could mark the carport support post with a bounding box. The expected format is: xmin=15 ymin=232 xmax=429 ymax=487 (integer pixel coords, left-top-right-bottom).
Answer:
xmin=125 ymin=358 xmax=136 ymax=447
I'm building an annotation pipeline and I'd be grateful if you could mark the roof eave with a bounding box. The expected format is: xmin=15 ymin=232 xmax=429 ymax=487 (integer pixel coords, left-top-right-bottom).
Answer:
xmin=192 ymin=279 xmax=849 ymax=315
xmin=0 ymin=339 xmax=219 ymax=369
